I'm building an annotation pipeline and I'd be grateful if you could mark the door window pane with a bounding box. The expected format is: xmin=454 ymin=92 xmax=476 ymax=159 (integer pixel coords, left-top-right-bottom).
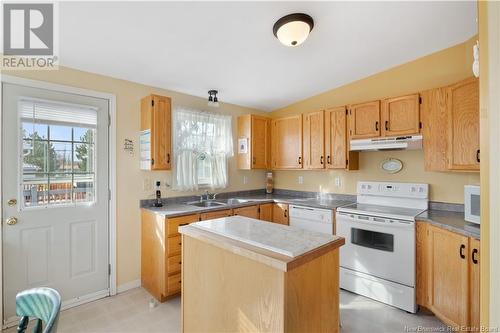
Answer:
xmin=74 ymin=173 xmax=95 ymax=203
xmin=49 ymin=124 xmax=72 ymax=141
xmin=19 ymin=99 xmax=98 ymax=208
xmin=49 ymin=174 xmax=73 ymax=204
xmin=50 ymin=142 xmax=73 ymax=173
xmin=73 ymin=143 xmax=94 ymax=172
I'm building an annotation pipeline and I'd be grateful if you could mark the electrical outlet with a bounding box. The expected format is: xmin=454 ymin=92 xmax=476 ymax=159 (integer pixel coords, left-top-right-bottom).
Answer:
xmin=298 ymin=176 xmax=304 ymax=184
xmin=335 ymin=176 xmax=342 ymax=188
xmin=243 ymin=176 xmax=248 ymax=185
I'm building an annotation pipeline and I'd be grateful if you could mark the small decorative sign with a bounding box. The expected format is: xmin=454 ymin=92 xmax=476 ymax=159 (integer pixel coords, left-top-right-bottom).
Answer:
xmin=238 ymin=138 xmax=248 ymax=154
xmin=381 ymin=158 xmax=403 ymax=174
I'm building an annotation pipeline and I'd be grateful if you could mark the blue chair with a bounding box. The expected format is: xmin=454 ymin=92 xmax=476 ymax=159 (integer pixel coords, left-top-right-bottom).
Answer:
xmin=15 ymin=288 xmax=61 ymax=333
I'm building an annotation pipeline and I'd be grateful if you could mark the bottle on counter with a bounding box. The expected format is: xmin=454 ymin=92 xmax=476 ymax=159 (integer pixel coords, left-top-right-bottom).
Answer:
xmin=266 ymin=172 xmax=273 ymax=194
xmin=153 ymin=181 xmax=163 ymax=207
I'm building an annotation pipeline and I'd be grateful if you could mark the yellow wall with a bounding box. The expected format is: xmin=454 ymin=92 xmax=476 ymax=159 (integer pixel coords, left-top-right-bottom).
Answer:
xmin=2 ymin=66 xmax=268 ymax=286
xmin=270 ymin=37 xmax=480 ymax=204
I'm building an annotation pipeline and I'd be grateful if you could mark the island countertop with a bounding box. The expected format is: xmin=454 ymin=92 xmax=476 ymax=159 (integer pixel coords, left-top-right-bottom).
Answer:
xmin=179 ymin=216 xmax=345 ymax=271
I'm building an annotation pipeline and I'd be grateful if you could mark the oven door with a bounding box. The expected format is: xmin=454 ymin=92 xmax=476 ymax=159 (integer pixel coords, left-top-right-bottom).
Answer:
xmin=336 ymin=212 xmax=415 ymax=286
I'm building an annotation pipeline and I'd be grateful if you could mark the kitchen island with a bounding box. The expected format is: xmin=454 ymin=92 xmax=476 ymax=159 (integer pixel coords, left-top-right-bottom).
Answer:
xmin=179 ymin=216 xmax=345 ymax=333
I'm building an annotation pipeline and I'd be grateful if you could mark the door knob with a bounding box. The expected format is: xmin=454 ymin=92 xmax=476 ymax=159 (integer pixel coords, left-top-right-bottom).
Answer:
xmin=7 ymin=199 xmax=17 ymax=207
xmin=5 ymin=217 xmax=18 ymax=225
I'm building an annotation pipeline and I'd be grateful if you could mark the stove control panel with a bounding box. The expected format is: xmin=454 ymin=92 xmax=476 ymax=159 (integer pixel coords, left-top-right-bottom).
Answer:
xmin=358 ymin=181 xmax=428 ymax=199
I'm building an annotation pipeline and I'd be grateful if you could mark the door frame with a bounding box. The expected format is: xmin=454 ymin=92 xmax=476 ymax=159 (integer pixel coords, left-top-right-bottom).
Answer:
xmin=0 ymin=74 xmax=117 ymax=325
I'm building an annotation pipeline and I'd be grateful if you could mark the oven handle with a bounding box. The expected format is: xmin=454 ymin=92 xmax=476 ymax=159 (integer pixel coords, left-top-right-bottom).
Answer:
xmin=336 ymin=212 xmax=413 ymax=229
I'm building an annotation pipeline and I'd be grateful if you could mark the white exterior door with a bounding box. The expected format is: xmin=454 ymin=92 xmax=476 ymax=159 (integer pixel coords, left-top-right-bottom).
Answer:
xmin=1 ymin=83 xmax=110 ymax=322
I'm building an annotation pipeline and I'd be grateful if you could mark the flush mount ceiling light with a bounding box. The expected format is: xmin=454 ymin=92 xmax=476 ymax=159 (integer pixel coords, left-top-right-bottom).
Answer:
xmin=208 ymin=90 xmax=219 ymax=107
xmin=273 ymin=13 xmax=314 ymax=47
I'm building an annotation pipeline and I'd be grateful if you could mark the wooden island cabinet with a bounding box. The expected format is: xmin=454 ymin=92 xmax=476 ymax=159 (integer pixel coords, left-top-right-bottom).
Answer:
xmin=180 ymin=216 xmax=345 ymax=333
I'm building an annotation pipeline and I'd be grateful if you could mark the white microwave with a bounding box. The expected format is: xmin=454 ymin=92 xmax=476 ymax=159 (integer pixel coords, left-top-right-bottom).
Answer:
xmin=464 ymin=185 xmax=480 ymax=224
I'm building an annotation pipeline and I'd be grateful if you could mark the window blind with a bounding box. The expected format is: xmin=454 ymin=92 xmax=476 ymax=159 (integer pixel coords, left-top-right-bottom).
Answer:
xmin=19 ymin=98 xmax=98 ymax=127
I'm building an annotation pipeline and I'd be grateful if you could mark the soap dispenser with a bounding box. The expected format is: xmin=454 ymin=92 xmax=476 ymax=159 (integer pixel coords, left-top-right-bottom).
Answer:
xmin=153 ymin=181 xmax=163 ymax=207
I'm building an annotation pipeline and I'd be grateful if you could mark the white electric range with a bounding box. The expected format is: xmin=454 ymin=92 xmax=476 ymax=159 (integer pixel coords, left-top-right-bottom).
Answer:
xmin=336 ymin=181 xmax=429 ymax=313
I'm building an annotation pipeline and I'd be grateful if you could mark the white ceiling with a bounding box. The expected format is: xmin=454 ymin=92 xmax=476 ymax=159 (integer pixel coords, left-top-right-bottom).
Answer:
xmin=59 ymin=1 xmax=477 ymax=111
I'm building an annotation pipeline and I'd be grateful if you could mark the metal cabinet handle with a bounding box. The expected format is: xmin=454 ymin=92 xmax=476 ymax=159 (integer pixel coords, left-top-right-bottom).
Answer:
xmin=284 ymin=209 xmax=288 ymax=218
xmin=476 ymin=150 xmax=480 ymax=163
xmin=327 ymin=156 xmax=331 ymax=164
xmin=298 ymin=157 xmax=302 ymax=165
xmin=472 ymin=248 xmax=478 ymax=264
xmin=320 ymin=156 xmax=324 ymax=164
xmin=167 ymin=153 xmax=170 ymax=164
xmin=375 ymin=121 xmax=379 ymax=132
xmin=460 ymin=244 xmax=466 ymax=259
xmin=385 ymin=121 xmax=389 ymax=131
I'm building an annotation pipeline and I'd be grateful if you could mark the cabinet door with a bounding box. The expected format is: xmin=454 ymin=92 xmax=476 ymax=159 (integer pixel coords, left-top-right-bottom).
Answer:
xmin=200 ymin=209 xmax=232 ymax=221
xmin=325 ymin=107 xmax=347 ymax=169
xmin=251 ymin=116 xmax=271 ymax=169
xmin=382 ymin=94 xmax=420 ymax=136
xmin=141 ymin=95 xmax=172 ymax=170
xmin=272 ymin=203 xmax=289 ymax=225
xmin=303 ymin=111 xmax=325 ymax=169
xmin=447 ymin=78 xmax=480 ymax=171
xmin=421 ymin=88 xmax=448 ymax=171
xmin=469 ymin=238 xmax=480 ymax=330
xmin=259 ymin=203 xmax=273 ymax=222
xmin=232 ymin=205 xmax=259 ymax=219
xmin=428 ymin=225 xmax=470 ymax=327
xmin=349 ymin=101 xmax=380 ymax=139
xmin=272 ymin=115 xmax=303 ymax=169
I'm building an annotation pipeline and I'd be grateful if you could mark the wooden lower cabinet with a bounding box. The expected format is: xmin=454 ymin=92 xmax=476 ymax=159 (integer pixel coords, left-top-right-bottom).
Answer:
xmin=259 ymin=203 xmax=273 ymax=222
xmin=141 ymin=210 xmax=200 ymax=301
xmin=416 ymin=222 xmax=480 ymax=329
xmin=200 ymin=209 xmax=232 ymax=220
xmin=273 ymin=203 xmax=289 ymax=225
xmin=233 ymin=205 xmax=259 ymax=219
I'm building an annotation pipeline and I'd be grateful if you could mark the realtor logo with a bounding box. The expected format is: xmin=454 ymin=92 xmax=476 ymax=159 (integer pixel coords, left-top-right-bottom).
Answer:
xmin=3 ymin=3 xmax=53 ymax=55
xmin=2 ymin=2 xmax=58 ymax=69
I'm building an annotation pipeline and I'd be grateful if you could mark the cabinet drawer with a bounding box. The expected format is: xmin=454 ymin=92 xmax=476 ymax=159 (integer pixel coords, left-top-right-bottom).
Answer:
xmin=167 ymin=214 xmax=200 ymax=237
xmin=200 ymin=209 xmax=232 ymax=221
xmin=167 ymin=235 xmax=182 ymax=256
xmin=168 ymin=273 xmax=181 ymax=294
xmin=167 ymin=254 xmax=181 ymax=275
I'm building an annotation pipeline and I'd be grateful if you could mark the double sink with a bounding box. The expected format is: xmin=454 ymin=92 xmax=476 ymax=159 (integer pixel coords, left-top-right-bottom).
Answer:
xmin=185 ymin=198 xmax=252 ymax=208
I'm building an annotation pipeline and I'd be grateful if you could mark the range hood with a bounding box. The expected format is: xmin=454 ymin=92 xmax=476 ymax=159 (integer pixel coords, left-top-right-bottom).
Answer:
xmin=350 ymin=135 xmax=423 ymax=151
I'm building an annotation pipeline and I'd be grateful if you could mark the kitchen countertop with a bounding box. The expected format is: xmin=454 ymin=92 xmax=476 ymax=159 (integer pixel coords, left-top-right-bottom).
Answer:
xmin=179 ymin=216 xmax=345 ymax=271
xmin=417 ymin=209 xmax=480 ymax=239
xmin=143 ymin=194 xmax=353 ymax=218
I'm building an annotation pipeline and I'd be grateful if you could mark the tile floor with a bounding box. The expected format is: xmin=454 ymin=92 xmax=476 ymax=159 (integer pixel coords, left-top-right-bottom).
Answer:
xmin=3 ymin=288 xmax=445 ymax=333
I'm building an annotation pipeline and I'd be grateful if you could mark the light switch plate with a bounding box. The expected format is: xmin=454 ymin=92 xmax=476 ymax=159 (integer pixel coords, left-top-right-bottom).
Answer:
xmin=298 ymin=176 xmax=304 ymax=184
xmin=335 ymin=176 xmax=341 ymax=188
xmin=243 ymin=176 xmax=248 ymax=184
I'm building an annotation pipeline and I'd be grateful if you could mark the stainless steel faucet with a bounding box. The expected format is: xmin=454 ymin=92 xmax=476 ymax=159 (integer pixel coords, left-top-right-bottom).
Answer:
xmin=201 ymin=190 xmax=217 ymax=201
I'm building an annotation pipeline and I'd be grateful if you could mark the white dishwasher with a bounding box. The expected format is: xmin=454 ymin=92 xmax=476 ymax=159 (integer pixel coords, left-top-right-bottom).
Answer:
xmin=289 ymin=205 xmax=333 ymax=234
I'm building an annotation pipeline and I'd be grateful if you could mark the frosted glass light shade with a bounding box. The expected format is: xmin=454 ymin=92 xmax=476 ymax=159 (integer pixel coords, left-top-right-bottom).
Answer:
xmin=273 ymin=13 xmax=314 ymax=47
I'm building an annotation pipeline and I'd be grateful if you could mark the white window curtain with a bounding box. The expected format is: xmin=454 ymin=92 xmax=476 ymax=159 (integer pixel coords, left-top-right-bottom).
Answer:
xmin=172 ymin=107 xmax=233 ymax=191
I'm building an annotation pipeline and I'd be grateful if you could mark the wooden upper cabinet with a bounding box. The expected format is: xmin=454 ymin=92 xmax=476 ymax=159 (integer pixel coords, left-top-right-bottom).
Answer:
xmin=349 ymin=100 xmax=381 ymax=139
xmin=237 ymin=115 xmax=271 ymax=170
xmin=381 ymin=94 xmax=420 ymax=136
xmin=325 ymin=106 xmax=359 ymax=170
xmin=303 ymin=110 xmax=325 ymax=169
xmin=141 ymin=95 xmax=172 ymax=170
xmin=447 ymin=77 xmax=480 ymax=171
xmin=271 ymin=115 xmax=303 ymax=169
xmin=421 ymin=87 xmax=448 ymax=171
